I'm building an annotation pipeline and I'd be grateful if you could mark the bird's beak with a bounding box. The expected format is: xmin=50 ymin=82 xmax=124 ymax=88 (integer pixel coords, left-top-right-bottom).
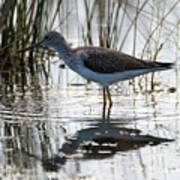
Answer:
xmin=18 ymin=40 xmax=43 ymax=53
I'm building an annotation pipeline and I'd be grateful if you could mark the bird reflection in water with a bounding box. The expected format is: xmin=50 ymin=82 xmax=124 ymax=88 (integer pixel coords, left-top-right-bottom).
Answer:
xmin=42 ymin=120 xmax=174 ymax=172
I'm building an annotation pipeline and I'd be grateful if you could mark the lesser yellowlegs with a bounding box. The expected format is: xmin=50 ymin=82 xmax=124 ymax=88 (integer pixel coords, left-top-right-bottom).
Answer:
xmin=19 ymin=31 xmax=174 ymax=108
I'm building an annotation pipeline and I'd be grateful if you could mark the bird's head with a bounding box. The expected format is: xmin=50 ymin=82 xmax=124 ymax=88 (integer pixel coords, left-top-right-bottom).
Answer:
xmin=41 ymin=31 xmax=66 ymax=48
xmin=18 ymin=31 xmax=67 ymax=52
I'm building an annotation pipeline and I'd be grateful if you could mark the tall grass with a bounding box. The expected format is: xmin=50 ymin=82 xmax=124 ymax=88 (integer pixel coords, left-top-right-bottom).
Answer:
xmin=80 ymin=0 xmax=179 ymax=93
xmin=0 ymin=0 xmax=63 ymax=93
xmin=0 ymin=0 xmax=179 ymax=93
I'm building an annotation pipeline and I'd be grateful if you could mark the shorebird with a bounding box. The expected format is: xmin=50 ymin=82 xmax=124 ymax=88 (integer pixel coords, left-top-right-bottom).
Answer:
xmin=19 ymin=31 xmax=173 ymax=108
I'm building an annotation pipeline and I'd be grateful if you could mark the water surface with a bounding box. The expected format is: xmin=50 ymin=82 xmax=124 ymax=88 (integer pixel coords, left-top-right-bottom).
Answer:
xmin=0 ymin=74 xmax=179 ymax=179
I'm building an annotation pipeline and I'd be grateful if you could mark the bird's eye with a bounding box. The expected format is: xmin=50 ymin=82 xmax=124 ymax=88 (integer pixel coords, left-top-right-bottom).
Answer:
xmin=44 ymin=35 xmax=49 ymax=40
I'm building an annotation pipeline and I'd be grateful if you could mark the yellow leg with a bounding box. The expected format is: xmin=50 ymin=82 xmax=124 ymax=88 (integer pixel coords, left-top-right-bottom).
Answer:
xmin=102 ymin=88 xmax=107 ymax=119
xmin=106 ymin=88 xmax=112 ymax=108
xmin=103 ymin=88 xmax=107 ymax=107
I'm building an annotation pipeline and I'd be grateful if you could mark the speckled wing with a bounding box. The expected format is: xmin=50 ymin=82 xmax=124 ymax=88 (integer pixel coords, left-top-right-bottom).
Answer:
xmin=75 ymin=47 xmax=172 ymax=74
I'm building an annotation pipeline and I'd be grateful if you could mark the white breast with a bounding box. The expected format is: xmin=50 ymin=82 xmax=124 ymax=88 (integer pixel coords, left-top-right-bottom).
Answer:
xmin=67 ymin=61 xmax=166 ymax=88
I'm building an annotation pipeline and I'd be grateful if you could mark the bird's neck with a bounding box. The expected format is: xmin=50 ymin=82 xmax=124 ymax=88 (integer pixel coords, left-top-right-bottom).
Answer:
xmin=54 ymin=42 xmax=73 ymax=62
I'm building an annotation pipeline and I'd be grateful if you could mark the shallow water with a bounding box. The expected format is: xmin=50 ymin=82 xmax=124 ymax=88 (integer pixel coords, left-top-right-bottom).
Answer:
xmin=0 ymin=68 xmax=179 ymax=180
